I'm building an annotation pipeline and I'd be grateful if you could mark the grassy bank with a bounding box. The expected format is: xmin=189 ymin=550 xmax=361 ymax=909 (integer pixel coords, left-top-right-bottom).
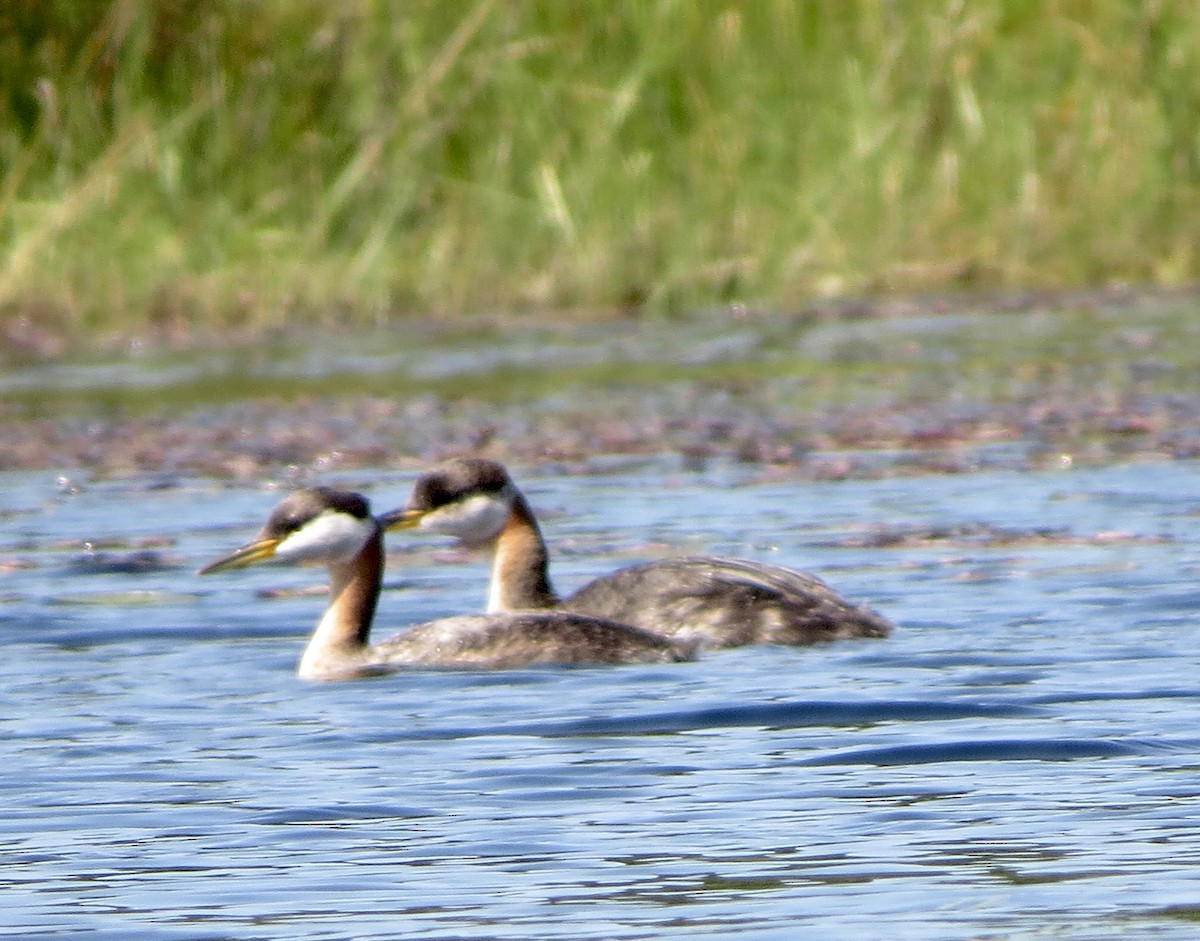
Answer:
xmin=2 ymin=1 xmax=1200 ymax=350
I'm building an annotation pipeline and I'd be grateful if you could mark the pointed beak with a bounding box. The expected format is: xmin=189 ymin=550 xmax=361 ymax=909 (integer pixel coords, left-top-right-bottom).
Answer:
xmin=198 ymin=537 xmax=280 ymax=575
xmin=376 ymin=507 xmax=426 ymax=532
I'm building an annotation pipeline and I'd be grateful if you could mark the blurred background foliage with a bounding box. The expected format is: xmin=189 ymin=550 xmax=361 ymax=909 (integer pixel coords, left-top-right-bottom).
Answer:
xmin=2 ymin=0 xmax=1199 ymax=349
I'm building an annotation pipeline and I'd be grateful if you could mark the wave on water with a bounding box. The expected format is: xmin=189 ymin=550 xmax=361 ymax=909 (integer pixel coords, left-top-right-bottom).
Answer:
xmin=344 ymin=697 xmax=1048 ymax=744
xmin=799 ymin=736 xmax=1151 ymax=766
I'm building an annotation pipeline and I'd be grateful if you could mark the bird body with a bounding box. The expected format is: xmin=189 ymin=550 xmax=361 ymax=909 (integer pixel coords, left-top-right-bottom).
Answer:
xmin=561 ymin=554 xmax=891 ymax=646
xmin=383 ymin=458 xmax=893 ymax=648
xmin=201 ymin=486 xmax=695 ymax=680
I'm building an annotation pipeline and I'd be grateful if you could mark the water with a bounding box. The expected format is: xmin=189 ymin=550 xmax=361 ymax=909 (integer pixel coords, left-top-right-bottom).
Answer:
xmin=4 ymin=458 xmax=1200 ymax=939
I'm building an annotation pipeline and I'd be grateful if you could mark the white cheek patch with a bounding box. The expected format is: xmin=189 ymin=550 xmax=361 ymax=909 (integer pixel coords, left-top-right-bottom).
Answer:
xmin=274 ymin=512 xmax=375 ymax=566
xmin=420 ymin=491 xmax=511 ymax=542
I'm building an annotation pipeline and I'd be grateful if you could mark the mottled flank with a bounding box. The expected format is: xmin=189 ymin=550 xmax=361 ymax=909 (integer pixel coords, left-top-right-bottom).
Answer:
xmin=563 ymin=556 xmax=892 ymax=647
xmin=371 ymin=614 xmax=697 ymax=670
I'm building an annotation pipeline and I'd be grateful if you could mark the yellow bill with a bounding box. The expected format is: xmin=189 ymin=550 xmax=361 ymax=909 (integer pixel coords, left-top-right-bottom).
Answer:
xmin=198 ymin=537 xmax=280 ymax=575
xmin=375 ymin=508 xmax=426 ymax=531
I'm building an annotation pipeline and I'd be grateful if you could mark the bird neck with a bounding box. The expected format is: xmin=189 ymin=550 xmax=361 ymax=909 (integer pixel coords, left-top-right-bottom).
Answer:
xmin=487 ymin=491 xmax=560 ymax=612
xmin=298 ymin=528 xmax=383 ymax=679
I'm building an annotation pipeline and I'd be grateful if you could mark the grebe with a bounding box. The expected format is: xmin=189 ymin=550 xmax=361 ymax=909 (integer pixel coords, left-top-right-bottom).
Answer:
xmin=200 ymin=486 xmax=696 ymax=680
xmin=380 ymin=458 xmax=893 ymax=648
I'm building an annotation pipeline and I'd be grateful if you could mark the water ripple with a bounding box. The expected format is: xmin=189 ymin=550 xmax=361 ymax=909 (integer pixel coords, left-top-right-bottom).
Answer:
xmin=510 ymin=697 xmax=1047 ymax=739
xmin=6 ymin=461 xmax=1200 ymax=940
xmin=800 ymin=737 xmax=1153 ymax=766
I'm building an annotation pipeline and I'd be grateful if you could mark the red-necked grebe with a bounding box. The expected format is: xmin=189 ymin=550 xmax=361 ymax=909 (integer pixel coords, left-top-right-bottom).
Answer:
xmin=380 ymin=458 xmax=893 ymax=648
xmin=200 ymin=486 xmax=696 ymax=680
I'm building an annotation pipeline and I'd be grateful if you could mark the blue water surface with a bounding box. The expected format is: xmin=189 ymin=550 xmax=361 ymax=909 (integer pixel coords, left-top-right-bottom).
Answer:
xmin=3 ymin=458 xmax=1200 ymax=939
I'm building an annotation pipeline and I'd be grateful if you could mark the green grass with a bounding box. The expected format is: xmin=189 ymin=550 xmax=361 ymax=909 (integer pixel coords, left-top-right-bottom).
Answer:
xmin=3 ymin=1 xmax=1200 ymax=347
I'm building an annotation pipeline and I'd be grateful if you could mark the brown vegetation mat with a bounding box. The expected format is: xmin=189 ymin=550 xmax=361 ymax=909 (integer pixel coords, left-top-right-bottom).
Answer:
xmin=2 ymin=382 xmax=1195 ymax=481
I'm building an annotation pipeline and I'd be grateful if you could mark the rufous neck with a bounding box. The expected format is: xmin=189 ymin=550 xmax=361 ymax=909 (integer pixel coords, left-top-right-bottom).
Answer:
xmin=487 ymin=492 xmax=559 ymax=612
xmin=298 ymin=529 xmax=383 ymax=679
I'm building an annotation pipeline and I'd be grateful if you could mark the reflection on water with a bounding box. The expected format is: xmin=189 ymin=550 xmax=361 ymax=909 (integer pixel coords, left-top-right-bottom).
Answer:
xmin=3 ymin=459 xmax=1200 ymax=939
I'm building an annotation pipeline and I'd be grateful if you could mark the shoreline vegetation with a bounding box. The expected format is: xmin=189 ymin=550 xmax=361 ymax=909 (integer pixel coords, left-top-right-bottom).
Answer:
xmin=4 ymin=4 xmax=1200 ymax=480
xmin=3 ymin=2 xmax=1200 ymax=357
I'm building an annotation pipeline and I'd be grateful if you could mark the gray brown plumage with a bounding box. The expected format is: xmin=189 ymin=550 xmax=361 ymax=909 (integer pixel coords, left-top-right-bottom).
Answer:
xmin=384 ymin=459 xmax=893 ymax=648
xmin=201 ymin=486 xmax=696 ymax=680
